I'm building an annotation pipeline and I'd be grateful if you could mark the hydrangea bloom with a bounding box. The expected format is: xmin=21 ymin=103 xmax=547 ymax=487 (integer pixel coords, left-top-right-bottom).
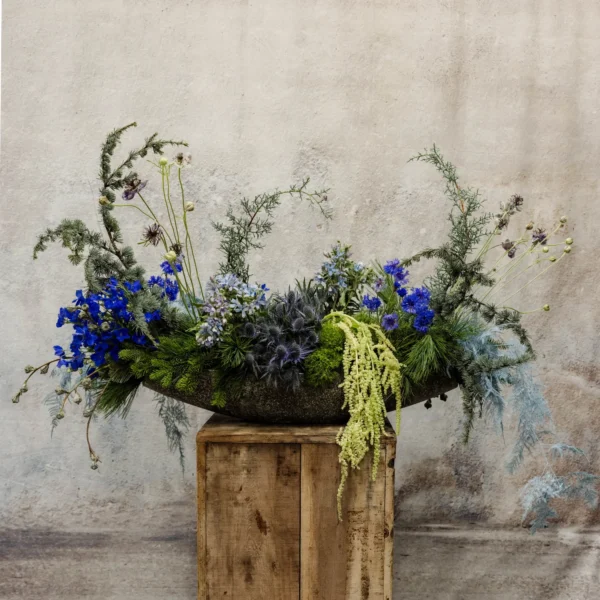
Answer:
xmin=196 ymin=274 xmax=269 ymax=347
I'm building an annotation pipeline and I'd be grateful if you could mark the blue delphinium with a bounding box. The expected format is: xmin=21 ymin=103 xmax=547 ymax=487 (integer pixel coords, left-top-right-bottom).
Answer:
xmin=54 ymin=270 xmax=179 ymax=373
xmin=160 ymin=259 xmax=183 ymax=276
xmin=362 ymin=295 xmax=382 ymax=312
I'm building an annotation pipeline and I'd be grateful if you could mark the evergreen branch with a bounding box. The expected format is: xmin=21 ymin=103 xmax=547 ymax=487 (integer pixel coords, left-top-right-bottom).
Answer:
xmin=213 ymin=178 xmax=331 ymax=281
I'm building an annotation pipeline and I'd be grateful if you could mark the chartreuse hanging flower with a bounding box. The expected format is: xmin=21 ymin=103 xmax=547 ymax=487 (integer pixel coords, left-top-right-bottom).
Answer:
xmin=323 ymin=312 xmax=404 ymax=518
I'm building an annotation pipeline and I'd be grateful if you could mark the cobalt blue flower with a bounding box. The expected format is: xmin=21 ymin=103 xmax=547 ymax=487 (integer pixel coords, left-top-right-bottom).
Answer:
xmin=381 ymin=313 xmax=399 ymax=331
xmin=362 ymin=295 xmax=382 ymax=311
xmin=397 ymin=287 xmax=407 ymax=298
xmin=124 ymin=280 xmax=143 ymax=293
xmin=383 ymin=259 xmax=401 ymax=275
xmin=144 ymin=310 xmax=161 ymax=323
xmin=160 ymin=260 xmax=183 ymax=275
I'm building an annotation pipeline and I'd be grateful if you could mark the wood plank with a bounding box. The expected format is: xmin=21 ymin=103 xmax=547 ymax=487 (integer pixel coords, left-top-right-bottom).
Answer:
xmin=383 ymin=439 xmax=396 ymax=600
xmin=196 ymin=440 xmax=207 ymax=600
xmin=197 ymin=414 xmax=396 ymax=446
xmin=300 ymin=443 xmax=387 ymax=599
xmin=205 ymin=443 xmax=300 ymax=600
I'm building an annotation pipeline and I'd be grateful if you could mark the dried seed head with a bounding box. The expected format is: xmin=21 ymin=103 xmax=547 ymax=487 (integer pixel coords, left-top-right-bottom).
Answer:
xmin=24 ymin=365 xmax=35 ymax=373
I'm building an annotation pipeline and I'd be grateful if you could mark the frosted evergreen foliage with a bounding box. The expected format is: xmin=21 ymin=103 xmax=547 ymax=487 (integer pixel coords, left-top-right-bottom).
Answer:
xmin=462 ymin=322 xmax=596 ymax=531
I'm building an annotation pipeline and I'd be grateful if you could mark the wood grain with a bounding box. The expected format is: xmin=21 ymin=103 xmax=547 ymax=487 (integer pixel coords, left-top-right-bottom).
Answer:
xmin=384 ymin=439 xmax=396 ymax=600
xmin=300 ymin=444 xmax=387 ymax=599
xmin=204 ymin=443 xmax=301 ymax=600
xmin=196 ymin=440 xmax=206 ymax=600
xmin=197 ymin=414 xmax=396 ymax=446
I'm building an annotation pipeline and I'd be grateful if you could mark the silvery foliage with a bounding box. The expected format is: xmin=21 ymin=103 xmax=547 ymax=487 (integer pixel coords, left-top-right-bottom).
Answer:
xmin=462 ymin=324 xmax=599 ymax=532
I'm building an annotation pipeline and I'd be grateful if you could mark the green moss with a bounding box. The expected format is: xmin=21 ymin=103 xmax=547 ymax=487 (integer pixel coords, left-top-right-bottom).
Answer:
xmin=305 ymin=347 xmax=343 ymax=387
xmin=318 ymin=321 xmax=346 ymax=351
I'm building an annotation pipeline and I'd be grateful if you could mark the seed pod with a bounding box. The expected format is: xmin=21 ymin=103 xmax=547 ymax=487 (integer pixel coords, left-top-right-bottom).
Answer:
xmin=20 ymin=385 xmax=28 ymax=394
xmin=564 ymin=246 xmax=572 ymax=253
xmin=542 ymin=247 xmax=549 ymax=253
xmin=56 ymin=411 xmax=65 ymax=420
xmin=184 ymin=202 xmax=195 ymax=212
xmin=549 ymin=256 xmax=557 ymax=262
xmin=560 ymin=216 xmax=568 ymax=223
xmin=543 ymin=304 xmax=550 ymax=312
xmin=526 ymin=221 xmax=534 ymax=230
xmin=565 ymin=237 xmax=573 ymax=245
xmin=40 ymin=364 xmax=50 ymax=375
xmin=24 ymin=365 xmax=35 ymax=373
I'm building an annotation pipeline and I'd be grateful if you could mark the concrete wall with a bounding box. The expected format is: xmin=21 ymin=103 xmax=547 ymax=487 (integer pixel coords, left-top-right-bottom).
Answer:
xmin=2 ymin=0 xmax=600 ymax=546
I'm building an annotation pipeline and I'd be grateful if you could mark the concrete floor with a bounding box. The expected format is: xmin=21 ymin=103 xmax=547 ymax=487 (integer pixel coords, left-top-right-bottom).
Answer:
xmin=1 ymin=523 xmax=599 ymax=600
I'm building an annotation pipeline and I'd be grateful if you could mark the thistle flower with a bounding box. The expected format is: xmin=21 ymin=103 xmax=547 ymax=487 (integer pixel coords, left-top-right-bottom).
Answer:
xmin=174 ymin=152 xmax=192 ymax=167
xmin=532 ymin=228 xmax=548 ymax=245
xmin=141 ymin=223 xmax=163 ymax=247
xmin=122 ymin=178 xmax=147 ymax=201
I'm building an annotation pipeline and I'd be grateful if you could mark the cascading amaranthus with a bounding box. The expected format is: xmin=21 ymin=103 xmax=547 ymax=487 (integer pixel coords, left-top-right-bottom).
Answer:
xmin=324 ymin=312 xmax=404 ymax=518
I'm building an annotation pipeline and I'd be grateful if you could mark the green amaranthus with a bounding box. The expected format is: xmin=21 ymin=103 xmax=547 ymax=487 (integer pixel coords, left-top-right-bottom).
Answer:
xmin=324 ymin=312 xmax=404 ymax=518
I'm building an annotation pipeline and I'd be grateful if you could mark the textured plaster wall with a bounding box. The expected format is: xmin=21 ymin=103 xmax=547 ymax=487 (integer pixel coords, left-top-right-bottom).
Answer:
xmin=2 ymin=0 xmax=600 ymax=540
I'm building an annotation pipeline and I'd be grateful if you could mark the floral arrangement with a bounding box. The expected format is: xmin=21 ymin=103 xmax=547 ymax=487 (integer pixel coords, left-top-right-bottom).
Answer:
xmin=13 ymin=124 xmax=598 ymax=529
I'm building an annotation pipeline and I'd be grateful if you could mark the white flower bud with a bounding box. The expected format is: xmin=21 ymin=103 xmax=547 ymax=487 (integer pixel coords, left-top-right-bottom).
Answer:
xmin=159 ymin=156 xmax=169 ymax=166
xmin=98 ymin=196 xmax=110 ymax=206
xmin=185 ymin=202 xmax=195 ymax=212
xmin=542 ymin=247 xmax=549 ymax=253
xmin=565 ymin=237 xmax=573 ymax=245
xmin=563 ymin=246 xmax=572 ymax=254
xmin=164 ymin=250 xmax=177 ymax=262
xmin=560 ymin=216 xmax=568 ymax=223
xmin=543 ymin=304 xmax=550 ymax=312
xmin=526 ymin=221 xmax=534 ymax=230
xmin=549 ymin=256 xmax=557 ymax=262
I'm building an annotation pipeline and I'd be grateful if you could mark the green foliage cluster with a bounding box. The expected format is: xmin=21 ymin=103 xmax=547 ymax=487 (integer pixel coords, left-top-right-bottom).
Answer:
xmin=304 ymin=321 xmax=345 ymax=387
xmin=120 ymin=332 xmax=212 ymax=394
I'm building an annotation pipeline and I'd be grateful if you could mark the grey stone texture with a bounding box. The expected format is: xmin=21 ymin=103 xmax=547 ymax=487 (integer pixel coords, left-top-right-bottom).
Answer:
xmin=1 ymin=0 xmax=600 ymax=597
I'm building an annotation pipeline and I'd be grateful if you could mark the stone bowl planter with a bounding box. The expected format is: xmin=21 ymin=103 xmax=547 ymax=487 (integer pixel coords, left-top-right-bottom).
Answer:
xmin=144 ymin=373 xmax=458 ymax=424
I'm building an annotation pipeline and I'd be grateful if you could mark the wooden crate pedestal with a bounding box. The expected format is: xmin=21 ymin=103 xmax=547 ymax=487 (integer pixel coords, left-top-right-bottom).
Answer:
xmin=196 ymin=415 xmax=396 ymax=600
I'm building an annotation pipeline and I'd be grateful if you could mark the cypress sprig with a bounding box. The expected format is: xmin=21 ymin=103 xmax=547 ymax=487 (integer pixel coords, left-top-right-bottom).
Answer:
xmin=213 ymin=178 xmax=331 ymax=281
